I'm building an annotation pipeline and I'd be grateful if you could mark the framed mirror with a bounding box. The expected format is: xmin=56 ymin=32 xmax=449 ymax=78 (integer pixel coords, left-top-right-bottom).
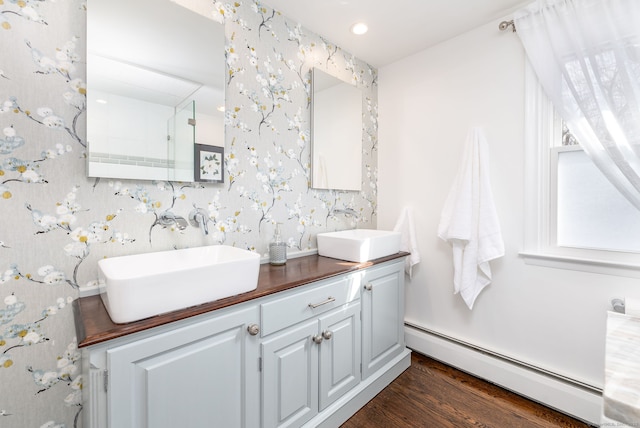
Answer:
xmin=86 ymin=0 xmax=225 ymax=182
xmin=311 ymin=68 xmax=363 ymax=191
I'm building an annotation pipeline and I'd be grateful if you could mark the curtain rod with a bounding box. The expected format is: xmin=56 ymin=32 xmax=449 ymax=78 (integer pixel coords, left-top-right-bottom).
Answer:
xmin=499 ymin=20 xmax=516 ymax=32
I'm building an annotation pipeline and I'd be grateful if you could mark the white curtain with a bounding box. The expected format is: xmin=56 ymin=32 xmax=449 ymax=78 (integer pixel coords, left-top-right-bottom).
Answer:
xmin=514 ymin=0 xmax=640 ymax=210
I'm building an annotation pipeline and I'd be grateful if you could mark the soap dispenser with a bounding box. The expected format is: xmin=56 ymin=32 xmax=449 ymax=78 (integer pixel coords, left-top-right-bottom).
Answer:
xmin=269 ymin=223 xmax=287 ymax=266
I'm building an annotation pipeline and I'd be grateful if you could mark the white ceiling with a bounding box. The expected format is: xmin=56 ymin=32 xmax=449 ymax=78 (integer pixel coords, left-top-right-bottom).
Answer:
xmin=262 ymin=0 xmax=529 ymax=68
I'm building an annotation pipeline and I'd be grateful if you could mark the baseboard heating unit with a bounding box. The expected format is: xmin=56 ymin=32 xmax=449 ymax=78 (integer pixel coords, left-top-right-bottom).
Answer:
xmin=404 ymin=322 xmax=602 ymax=426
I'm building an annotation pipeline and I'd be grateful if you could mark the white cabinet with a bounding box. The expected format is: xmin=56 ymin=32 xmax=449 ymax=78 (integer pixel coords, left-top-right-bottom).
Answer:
xmin=262 ymin=318 xmax=319 ymax=427
xmin=261 ymin=300 xmax=360 ymax=428
xmin=84 ymin=304 xmax=260 ymax=428
xmin=108 ymin=305 xmax=260 ymax=428
xmin=260 ymin=274 xmax=361 ymax=427
xmin=318 ymin=302 xmax=361 ymax=410
xmin=361 ymin=262 xmax=405 ymax=379
xmin=82 ymin=257 xmax=410 ymax=428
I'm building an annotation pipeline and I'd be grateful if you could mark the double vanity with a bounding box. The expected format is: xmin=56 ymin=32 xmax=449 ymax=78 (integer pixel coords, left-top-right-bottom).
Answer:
xmin=74 ymin=231 xmax=410 ymax=428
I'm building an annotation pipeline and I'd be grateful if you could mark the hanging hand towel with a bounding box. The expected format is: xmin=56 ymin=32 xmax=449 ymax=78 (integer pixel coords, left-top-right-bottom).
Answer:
xmin=437 ymin=127 xmax=504 ymax=309
xmin=393 ymin=206 xmax=421 ymax=278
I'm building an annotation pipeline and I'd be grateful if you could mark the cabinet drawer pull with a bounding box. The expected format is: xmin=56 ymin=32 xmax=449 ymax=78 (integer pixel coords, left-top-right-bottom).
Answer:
xmin=364 ymin=283 xmax=373 ymax=291
xmin=308 ymin=296 xmax=336 ymax=309
xmin=247 ymin=324 xmax=260 ymax=336
xmin=312 ymin=334 xmax=324 ymax=344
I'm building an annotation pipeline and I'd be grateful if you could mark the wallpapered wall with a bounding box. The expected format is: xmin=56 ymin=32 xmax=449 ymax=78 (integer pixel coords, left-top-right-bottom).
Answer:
xmin=0 ymin=1 xmax=378 ymax=426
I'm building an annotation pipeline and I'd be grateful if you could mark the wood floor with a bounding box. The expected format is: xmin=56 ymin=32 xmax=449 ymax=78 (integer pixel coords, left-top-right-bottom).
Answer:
xmin=342 ymin=352 xmax=595 ymax=428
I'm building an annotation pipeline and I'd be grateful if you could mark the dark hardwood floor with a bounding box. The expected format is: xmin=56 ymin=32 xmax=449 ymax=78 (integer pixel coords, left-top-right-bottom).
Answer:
xmin=342 ymin=352 xmax=595 ymax=428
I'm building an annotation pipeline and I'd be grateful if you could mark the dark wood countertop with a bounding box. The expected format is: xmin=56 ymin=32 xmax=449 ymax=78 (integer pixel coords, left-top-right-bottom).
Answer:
xmin=74 ymin=252 xmax=408 ymax=348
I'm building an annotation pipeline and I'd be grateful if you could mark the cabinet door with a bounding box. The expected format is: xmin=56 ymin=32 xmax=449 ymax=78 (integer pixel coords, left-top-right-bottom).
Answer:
xmin=318 ymin=301 xmax=361 ymax=411
xmin=361 ymin=261 xmax=405 ymax=379
xmin=261 ymin=319 xmax=319 ymax=428
xmin=107 ymin=306 xmax=260 ymax=428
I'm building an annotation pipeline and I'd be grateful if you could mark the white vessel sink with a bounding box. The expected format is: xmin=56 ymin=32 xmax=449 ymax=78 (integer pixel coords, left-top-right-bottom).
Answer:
xmin=99 ymin=245 xmax=260 ymax=323
xmin=317 ymin=229 xmax=401 ymax=263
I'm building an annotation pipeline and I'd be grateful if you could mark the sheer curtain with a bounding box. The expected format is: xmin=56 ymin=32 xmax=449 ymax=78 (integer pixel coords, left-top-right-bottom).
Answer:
xmin=514 ymin=0 xmax=640 ymax=210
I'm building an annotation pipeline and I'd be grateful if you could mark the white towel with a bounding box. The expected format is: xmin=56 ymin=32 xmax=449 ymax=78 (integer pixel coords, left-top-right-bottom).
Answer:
xmin=393 ymin=206 xmax=420 ymax=278
xmin=437 ymin=127 xmax=504 ymax=309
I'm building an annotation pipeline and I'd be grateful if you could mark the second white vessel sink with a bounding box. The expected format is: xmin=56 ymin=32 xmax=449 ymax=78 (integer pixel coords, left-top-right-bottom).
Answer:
xmin=317 ymin=229 xmax=401 ymax=263
xmin=99 ymin=245 xmax=260 ymax=324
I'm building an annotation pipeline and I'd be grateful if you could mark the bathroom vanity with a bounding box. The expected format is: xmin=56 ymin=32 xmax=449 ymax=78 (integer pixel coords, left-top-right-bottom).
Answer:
xmin=74 ymin=253 xmax=410 ymax=428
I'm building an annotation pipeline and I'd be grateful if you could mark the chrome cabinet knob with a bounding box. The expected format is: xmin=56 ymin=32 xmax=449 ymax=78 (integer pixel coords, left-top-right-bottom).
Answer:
xmin=364 ymin=283 xmax=373 ymax=291
xmin=247 ymin=324 xmax=260 ymax=336
xmin=322 ymin=330 xmax=333 ymax=340
xmin=312 ymin=334 xmax=324 ymax=344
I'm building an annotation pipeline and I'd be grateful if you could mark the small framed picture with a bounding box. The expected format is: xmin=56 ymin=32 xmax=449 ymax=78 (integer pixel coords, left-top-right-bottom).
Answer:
xmin=194 ymin=144 xmax=224 ymax=183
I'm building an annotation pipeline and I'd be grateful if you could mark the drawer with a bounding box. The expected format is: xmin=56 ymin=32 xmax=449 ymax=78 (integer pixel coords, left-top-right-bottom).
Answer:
xmin=261 ymin=275 xmax=360 ymax=336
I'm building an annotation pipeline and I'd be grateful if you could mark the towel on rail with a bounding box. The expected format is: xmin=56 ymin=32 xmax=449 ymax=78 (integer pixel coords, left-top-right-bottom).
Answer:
xmin=437 ymin=127 xmax=504 ymax=309
xmin=393 ymin=206 xmax=421 ymax=278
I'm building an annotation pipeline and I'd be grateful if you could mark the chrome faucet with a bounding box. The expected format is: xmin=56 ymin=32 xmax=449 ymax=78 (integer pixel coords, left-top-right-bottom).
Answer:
xmin=331 ymin=207 xmax=359 ymax=230
xmin=334 ymin=208 xmax=358 ymax=217
xmin=157 ymin=211 xmax=188 ymax=230
xmin=188 ymin=208 xmax=209 ymax=235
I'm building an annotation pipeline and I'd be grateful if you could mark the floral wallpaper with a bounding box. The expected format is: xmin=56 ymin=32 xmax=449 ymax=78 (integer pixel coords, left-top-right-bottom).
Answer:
xmin=0 ymin=0 xmax=377 ymax=427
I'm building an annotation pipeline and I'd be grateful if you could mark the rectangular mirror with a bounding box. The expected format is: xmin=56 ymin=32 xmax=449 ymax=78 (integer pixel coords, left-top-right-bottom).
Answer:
xmin=86 ymin=0 xmax=225 ymax=182
xmin=311 ymin=68 xmax=363 ymax=191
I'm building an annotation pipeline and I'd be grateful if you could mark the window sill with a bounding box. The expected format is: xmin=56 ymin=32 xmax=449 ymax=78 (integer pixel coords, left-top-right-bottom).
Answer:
xmin=519 ymin=251 xmax=640 ymax=278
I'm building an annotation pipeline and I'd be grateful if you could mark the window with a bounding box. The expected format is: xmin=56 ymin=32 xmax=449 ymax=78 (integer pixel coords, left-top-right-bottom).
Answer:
xmin=521 ymin=63 xmax=640 ymax=276
xmin=554 ymin=145 xmax=640 ymax=253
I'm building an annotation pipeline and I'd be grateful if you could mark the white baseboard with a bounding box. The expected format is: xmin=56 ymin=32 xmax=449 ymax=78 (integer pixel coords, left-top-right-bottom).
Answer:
xmin=404 ymin=324 xmax=602 ymax=426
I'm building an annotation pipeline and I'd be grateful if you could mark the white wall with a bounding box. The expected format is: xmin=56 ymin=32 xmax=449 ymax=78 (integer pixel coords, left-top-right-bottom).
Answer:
xmin=378 ymin=18 xmax=637 ymax=417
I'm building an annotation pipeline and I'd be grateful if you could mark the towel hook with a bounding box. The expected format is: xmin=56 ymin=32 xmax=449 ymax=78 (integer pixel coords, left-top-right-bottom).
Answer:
xmin=499 ymin=20 xmax=516 ymax=33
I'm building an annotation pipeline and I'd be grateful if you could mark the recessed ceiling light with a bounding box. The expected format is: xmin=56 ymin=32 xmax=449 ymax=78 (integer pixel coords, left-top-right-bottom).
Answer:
xmin=96 ymin=99 xmax=107 ymax=104
xmin=350 ymin=22 xmax=368 ymax=35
